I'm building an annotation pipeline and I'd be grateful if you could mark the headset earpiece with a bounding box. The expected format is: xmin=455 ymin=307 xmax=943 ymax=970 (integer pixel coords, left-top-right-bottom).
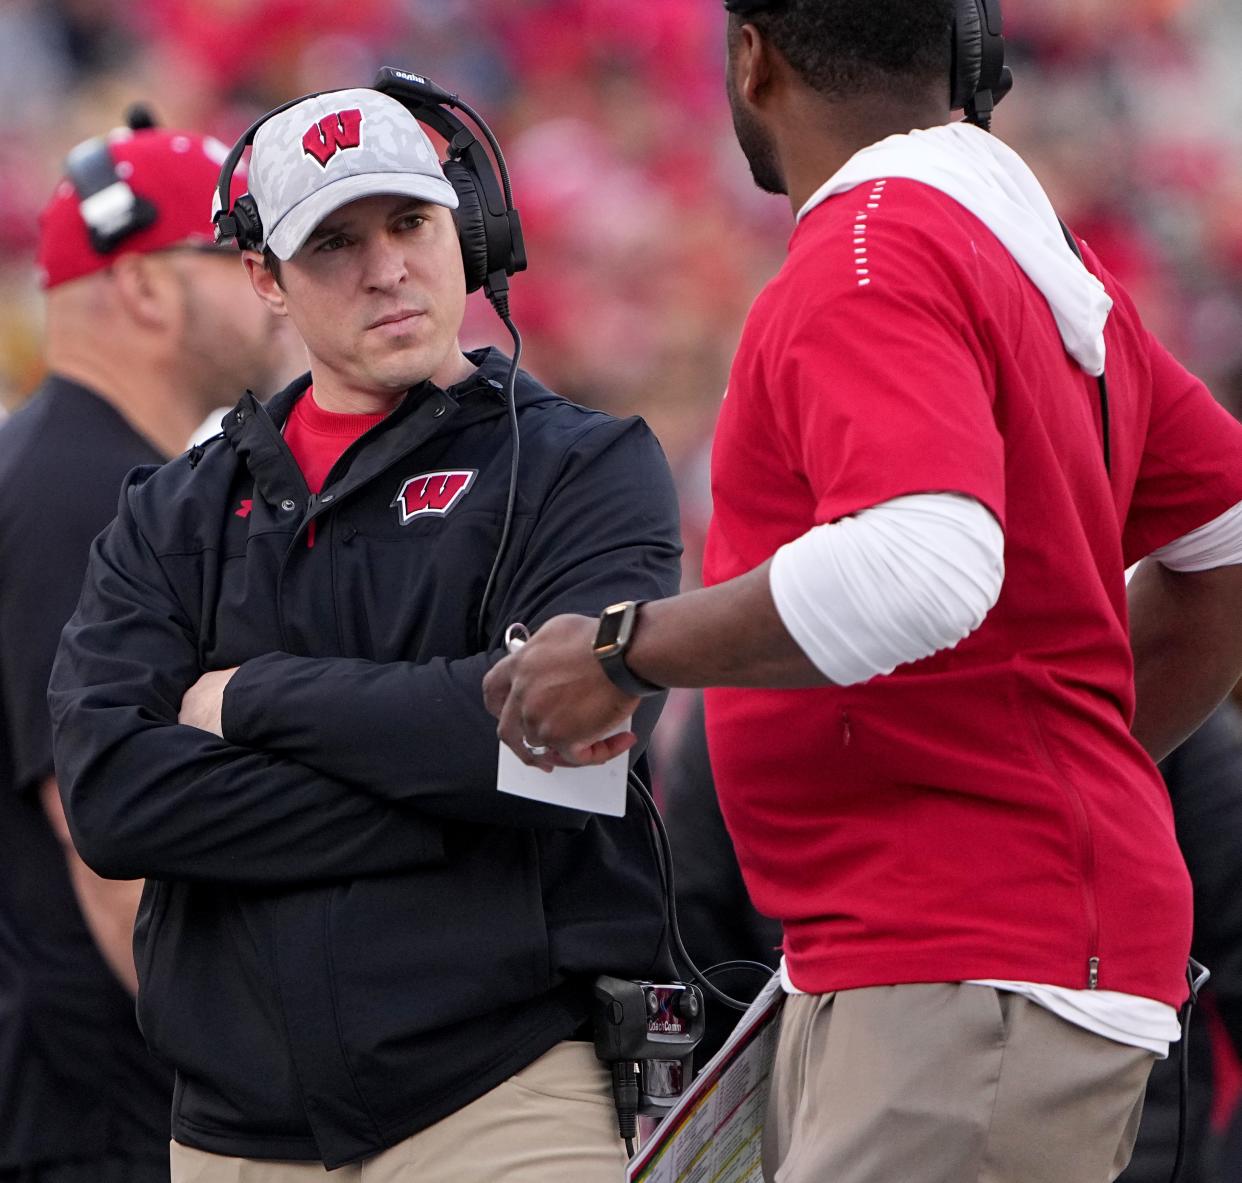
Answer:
xmin=229 ymin=195 xmax=264 ymax=253
xmin=383 ymin=87 xmax=527 ymax=310
xmin=214 ymin=194 xmax=264 ymax=253
xmin=214 ymin=74 xmax=527 ymax=313
xmin=950 ymin=0 xmax=983 ymax=114
xmin=951 ymin=0 xmax=1012 ymax=131
xmin=445 ymin=159 xmax=491 ymax=294
xmin=213 ymin=90 xmax=335 ymax=251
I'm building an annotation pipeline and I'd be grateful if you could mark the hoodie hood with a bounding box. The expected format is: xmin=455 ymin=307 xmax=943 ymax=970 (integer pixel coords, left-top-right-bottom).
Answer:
xmin=799 ymin=122 xmax=1113 ymax=377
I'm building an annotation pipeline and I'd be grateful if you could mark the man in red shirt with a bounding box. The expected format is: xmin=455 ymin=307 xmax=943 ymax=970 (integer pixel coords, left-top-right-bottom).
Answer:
xmin=485 ymin=2 xmax=1242 ymax=1180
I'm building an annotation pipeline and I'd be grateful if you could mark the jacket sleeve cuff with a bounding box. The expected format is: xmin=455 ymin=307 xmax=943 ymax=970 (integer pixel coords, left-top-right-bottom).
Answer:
xmin=221 ymin=653 xmax=288 ymax=745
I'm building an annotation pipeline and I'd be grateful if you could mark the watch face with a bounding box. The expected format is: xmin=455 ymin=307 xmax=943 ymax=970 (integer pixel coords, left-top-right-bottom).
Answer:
xmin=595 ymin=603 xmax=631 ymax=653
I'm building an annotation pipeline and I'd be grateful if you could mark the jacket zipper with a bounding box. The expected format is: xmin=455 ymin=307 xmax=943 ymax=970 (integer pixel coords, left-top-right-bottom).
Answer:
xmin=1065 ymin=785 xmax=1102 ymax=989
xmin=272 ymin=493 xmax=322 ymax=652
xmin=296 ymin=397 xmax=458 ymax=531
xmin=242 ymin=386 xmax=476 ymax=652
xmin=1023 ymin=698 xmax=1102 ymax=988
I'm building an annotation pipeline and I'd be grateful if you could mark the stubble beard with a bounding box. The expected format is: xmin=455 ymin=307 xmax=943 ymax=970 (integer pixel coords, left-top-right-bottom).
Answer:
xmin=727 ymin=77 xmax=787 ymax=196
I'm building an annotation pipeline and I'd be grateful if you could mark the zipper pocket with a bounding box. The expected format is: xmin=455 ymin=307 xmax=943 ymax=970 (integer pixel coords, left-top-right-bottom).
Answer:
xmin=1018 ymin=690 xmax=1101 ymax=984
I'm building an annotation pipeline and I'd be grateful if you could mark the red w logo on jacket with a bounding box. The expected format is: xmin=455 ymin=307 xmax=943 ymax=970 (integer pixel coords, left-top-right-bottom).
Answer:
xmin=302 ymin=109 xmax=364 ymax=167
xmin=392 ymin=470 xmax=477 ymax=525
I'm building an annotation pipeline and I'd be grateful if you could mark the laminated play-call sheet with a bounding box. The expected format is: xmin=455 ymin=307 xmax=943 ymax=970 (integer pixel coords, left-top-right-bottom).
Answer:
xmin=627 ymin=972 xmax=785 ymax=1183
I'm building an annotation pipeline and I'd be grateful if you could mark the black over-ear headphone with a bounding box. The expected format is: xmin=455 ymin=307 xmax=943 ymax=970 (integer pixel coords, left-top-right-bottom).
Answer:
xmin=214 ymin=69 xmax=531 ymax=647
xmin=723 ymin=0 xmax=1014 ymax=131
xmin=212 ymin=68 xmax=527 ymax=317
xmin=950 ymin=0 xmax=1014 ymax=131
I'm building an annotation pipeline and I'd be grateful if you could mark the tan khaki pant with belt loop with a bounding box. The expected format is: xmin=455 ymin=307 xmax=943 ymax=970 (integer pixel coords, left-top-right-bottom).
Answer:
xmin=170 ymin=1041 xmax=626 ymax=1183
xmin=763 ymin=983 xmax=1156 ymax=1183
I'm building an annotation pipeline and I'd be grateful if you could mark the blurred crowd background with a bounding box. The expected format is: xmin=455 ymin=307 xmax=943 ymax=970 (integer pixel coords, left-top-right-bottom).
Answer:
xmin=5 ymin=0 xmax=1242 ymax=579
xmin=11 ymin=0 xmax=1242 ymax=847
xmin=3 ymin=0 xmax=1242 ymax=1170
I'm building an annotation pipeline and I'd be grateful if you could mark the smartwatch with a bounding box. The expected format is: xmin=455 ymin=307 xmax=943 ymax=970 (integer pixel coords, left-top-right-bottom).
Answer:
xmin=593 ymin=601 xmax=664 ymax=698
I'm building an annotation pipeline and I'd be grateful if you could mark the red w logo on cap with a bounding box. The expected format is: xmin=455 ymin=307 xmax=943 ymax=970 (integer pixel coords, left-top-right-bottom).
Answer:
xmin=302 ymin=109 xmax=364 ymax=167
xmin=393 ymin=470 xmax=477 ymax=525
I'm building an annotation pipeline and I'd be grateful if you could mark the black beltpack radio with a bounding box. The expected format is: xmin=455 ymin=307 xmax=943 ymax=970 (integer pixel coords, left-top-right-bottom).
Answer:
xmin=592 ymin=975 xmax=706 ymax=1148
xmin=585 ymin=771 xmax=766 ymax=1155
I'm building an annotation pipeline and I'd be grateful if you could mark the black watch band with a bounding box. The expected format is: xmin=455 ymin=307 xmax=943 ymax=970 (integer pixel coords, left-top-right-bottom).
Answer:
xmin=594 ymin=601 xmax=664 ymax=698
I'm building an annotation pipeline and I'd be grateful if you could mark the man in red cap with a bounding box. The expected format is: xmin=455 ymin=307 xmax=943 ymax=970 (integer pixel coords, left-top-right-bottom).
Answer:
xmin=0 ymin=111 xmax=294 ymax=1183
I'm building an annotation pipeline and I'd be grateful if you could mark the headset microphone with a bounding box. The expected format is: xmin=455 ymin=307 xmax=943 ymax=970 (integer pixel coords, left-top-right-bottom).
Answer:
xmin=212 ymin=71 xmax=529 ymax=649
xmin=370 ymin=67 xmax=456 ymax=109
xmin=371 ymin=66 xmax=528 ymax=319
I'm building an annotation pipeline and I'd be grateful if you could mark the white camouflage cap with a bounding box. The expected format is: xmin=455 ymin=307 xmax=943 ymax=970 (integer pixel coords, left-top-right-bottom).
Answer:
xmin=248 ymin=88 xmax=459 ymax=261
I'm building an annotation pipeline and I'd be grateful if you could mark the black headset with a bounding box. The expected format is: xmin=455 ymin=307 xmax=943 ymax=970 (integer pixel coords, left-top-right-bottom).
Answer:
xmin=724 ymin=0 xmax=1014 ymax=132
xmin=213 ymin=69 xmax=529 ymax=646
xmin=720 ymin=0 xmax=1115 ymax=472
xmin=212 ymin=67 xmax=527 ymax=318
xmin=949 ymin=0 xmax=1013 ymax=131
xmin=64 ymin=104 xmax=162 ymax=255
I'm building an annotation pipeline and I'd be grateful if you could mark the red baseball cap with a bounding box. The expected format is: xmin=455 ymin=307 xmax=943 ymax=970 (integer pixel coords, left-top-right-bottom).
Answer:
xmin=37 ymin=128 xmax=245 ymax=289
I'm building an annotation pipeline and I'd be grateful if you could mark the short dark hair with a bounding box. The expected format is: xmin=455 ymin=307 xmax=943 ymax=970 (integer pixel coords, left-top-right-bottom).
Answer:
xmin=262 ymin=245 xmax=283 ymax=288
xmin=734 ymin=0 xmax=955 ymax=104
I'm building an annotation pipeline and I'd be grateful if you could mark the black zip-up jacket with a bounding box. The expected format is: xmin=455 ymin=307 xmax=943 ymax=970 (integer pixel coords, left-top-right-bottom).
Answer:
xmin=48 ymin=349 xmax=682 ymax=1167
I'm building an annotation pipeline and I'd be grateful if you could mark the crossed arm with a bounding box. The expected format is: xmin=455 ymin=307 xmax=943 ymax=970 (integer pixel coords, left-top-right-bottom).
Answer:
xmin=50 ymin=420 xmax=681 ymax=886
xmin=48 ymin=511 xmax=449 ymax=888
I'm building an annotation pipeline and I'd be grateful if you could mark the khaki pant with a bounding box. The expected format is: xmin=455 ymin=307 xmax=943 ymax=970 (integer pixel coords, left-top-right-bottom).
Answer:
xmin=764 ymin=984 xmax=1155 ymax=1183
xmin=170 ymin=1042 xmax=626 ymax=1183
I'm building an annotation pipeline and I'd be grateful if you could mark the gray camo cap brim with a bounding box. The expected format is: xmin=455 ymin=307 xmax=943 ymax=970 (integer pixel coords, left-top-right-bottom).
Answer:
xmin=246 ymin=87 xmax=461 ymax=260
xmin=265 ymin=171 xmax=459 ymax=260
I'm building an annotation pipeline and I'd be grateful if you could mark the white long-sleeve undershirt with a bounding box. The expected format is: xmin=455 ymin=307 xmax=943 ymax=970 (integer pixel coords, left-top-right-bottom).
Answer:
xmin=769 ymin=493 xmax=1005 ymax=685
xmin=1150 ymin=499 xmax=1242 ymax=572
xmin=767 ymin=489 xmax=1242 ymax=1056
xmin=771 ymin=493 xmax=1242 ymax=687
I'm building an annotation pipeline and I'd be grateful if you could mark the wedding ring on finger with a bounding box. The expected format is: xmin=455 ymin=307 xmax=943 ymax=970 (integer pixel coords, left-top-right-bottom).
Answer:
xmin=522 ymin=737 xmax=550 ymax=757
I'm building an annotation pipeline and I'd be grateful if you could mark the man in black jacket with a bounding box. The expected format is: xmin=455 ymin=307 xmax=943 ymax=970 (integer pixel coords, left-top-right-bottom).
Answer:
xmin=49 ymin=86 xmax=680 ymax=1182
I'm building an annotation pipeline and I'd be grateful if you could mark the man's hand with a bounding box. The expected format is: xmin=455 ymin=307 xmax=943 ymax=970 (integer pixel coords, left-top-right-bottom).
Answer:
xmin=483 ymin=615 xmax=639 ymax=768
xmin=484 ymin=569 xmax=826 ymax=769
xmin=41 ymin=777 xmax=143 ymax=996
xmin=178 ymin=667 xmax=239 ymax=737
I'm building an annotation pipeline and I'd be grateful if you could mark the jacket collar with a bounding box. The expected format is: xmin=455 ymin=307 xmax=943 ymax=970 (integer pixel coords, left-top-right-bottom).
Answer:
xmin=222 ymin=375 xmax=312 ymax=510
xmin=221 ymin=347 xmax=547 ymax=513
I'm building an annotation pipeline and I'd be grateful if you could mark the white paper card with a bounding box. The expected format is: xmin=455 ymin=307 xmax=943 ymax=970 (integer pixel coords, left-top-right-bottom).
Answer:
xmin=496 ymin=724 xmax=631 ymax=817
